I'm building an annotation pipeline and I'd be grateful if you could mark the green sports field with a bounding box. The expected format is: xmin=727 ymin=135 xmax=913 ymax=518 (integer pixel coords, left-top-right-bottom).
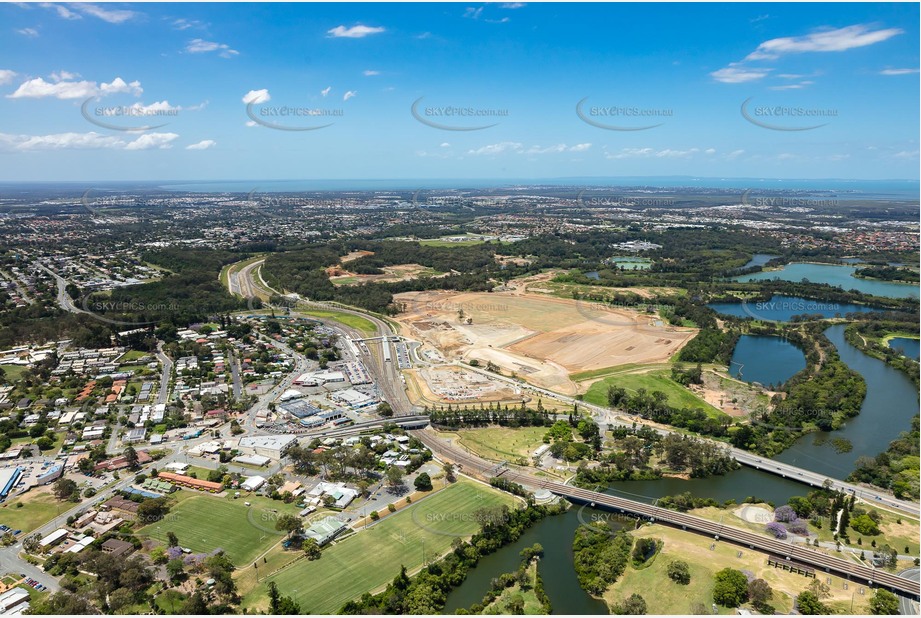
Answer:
xmin=137 ymin=492 xmax=304 ymax=566
xmin=244 ymin=480 xmax=519 ymax=614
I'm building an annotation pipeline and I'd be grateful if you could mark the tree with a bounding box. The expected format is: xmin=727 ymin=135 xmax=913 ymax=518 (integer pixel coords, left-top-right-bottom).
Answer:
xmin=796 ymin=590 xmax=829 ymax=615
xmin=166 ymin=558 xmax=185 ymax=583
xmin=136 ymin=497 xmax=170 ymax=524
xmin=748 ymin=578 xmax=773 ymax=611
xmin=611 ymin=593 xmax=647 ymax=615
xmin=275 ymin=514 xmax=303 ymax=537
xmin=166 ymin=531 xmax=179 ymax=548
xmin=386 ymin=466 xmax=404 ymax=488
xmin=53 ymin=478 xmax=78 ymax=501
xmin=443 ymin=463 xmax=456 ymax=483
xmin=868 ymin=589 xmax=900 ymax=615
xmin=303 ymin=537 xmax=321 ymax=560
xmin=713 ymin=568 xmax=748 ymax=607
xmin=123 ymin=445 xmax=139 ymax=470
xmin=666 ymin=560 xmax=691 ymax=585
xmin=181 ymin=592 xmax=208 ymax=614
xmin=377 ymin=402 xmax=393 ymax=417
xmin=22 ymin=534 xmax=41 ymax=554
xmin=267 ymin=581 xmax=300 ymax=614
xmin=413 ymin=472 xmax=433 ymax=492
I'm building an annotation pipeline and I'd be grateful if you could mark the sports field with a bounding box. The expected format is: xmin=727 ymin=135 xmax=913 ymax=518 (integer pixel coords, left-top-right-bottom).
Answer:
xmin=0 ymin=488 xmax=65 ymax=534
xmin=297 ymin=308 xmax=377 ymax=336
xmin=244 ymin=480 xmax=518 ymax=614
xmin=438 ymin=426 xmax=549 ymax=463
xmin=137 ymin=492 xmax=304 ymax=566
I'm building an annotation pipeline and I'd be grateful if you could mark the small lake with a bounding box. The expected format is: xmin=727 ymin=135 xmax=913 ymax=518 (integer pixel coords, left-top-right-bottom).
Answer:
xmin=442 ymin=507 xmax=609 ymax=615
xmin=585 ymin=271 xmax=600 ymax=280
xmin=729 ymin=335 xmax=806 ymax=387
xmin=708 ymin=295 xmax=887 ymax=322
xmin=888 ymin=337 xmax=920 ymax=361
xmin=734 ymin=263 xmax=919 ymax=299
xmin=742 ymin=253 xmax=778 ymax=269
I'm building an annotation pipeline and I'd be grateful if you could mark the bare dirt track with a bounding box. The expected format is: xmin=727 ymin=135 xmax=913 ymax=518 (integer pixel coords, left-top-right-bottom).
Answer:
xmin=394 ymin=290 xmax=696 ymax=395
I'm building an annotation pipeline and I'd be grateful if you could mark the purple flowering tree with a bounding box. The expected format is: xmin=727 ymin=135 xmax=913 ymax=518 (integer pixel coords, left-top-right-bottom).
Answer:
xmin=765 ymin=522 xmax=788 ymax=539
xmin=774 ymin=505 xmax=797 ymax=523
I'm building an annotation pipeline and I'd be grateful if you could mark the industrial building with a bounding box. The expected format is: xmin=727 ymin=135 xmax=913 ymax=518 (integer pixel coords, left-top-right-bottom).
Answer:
xmin=238 ymin=435 xmax=297 ymax=459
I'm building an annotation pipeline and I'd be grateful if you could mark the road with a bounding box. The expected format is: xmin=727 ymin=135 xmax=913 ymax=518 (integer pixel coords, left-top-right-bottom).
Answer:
xmin=35 ymin=262 xmax=83 ymax=314
xmin=417 ymin=429 xmax=921 ymax=598
xmin=155 ymin=342 xmax=172 ymax=405
xmin=899 ymin=568 xmax=920 ymax=614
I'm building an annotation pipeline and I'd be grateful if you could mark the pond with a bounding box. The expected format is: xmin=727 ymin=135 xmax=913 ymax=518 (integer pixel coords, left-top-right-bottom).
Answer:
xmin=888 ymin=337 xmax=920 ymax=361
xmin=728 ymin=335 xmax=806 ymax=387
xmin=733 ymin=262 xmax=919 ymax=299
xmin=707 ymin=295 xmax=887 ymax=322
xmin=608 ymin=257 xmax=652 ymax=270
xmin=742 ymin=253 xmax=778 ymax=269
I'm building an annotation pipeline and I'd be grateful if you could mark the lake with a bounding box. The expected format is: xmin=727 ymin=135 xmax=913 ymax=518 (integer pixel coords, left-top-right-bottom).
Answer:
xmin=734 ymin=262 xmax=919 ymax=299
xmin=888 ymin=337 xmax=920 ymax=361
xmin=708 ymin=295 xmax=887 ymax=322
xmin=729 ymin=335 xmax=806 ymax=387
xmin=742 ymin=253 xmax=778 ymax=269
xmin=609 ymin=257 xmax=652 ymax=270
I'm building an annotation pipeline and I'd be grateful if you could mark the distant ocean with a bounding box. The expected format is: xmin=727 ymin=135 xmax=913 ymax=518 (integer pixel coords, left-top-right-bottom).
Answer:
xmin=158 ymin=177 xmax=920 ymax=199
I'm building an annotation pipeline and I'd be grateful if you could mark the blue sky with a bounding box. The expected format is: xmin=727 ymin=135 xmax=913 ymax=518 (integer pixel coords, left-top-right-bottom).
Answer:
xmin=0 ymin=2 xmax=918 ymax=182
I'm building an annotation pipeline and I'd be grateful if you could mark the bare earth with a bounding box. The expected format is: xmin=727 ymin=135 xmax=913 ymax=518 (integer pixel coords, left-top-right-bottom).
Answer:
xmin=394 ymin=289 xmax=696 ymax=395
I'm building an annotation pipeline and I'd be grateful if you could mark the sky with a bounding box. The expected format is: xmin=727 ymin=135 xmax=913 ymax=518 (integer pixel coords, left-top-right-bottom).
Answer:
xmin=0 ymin=1 xmax=918 ymax=182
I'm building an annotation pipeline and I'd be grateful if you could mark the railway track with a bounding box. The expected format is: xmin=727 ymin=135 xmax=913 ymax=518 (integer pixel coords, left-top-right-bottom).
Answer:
xmin=416 ymin=430 xmax=921 ymax=598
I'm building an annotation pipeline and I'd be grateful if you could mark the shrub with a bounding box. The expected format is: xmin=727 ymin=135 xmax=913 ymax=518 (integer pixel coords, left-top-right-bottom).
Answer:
xmin=666 ymin=560 xmax=690 ymax=585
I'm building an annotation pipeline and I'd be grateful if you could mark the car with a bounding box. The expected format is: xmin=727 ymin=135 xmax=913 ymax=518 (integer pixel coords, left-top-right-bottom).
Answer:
xmin=13 ymin=530 xmax=21 ymax=535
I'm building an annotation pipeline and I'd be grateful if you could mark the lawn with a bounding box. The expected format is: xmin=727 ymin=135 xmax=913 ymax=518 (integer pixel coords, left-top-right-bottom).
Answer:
xmin=582 ymin=370 xmax=726 ymax=419
xmin=603 ymin=524 xmax=871 ymax=615
xmin=296 ymin=309 xmax=377 ymax=337
xmin=418 ymin=235 xmax=489 ymax=247
xmin=439 ymin=426 xmax=550 ymax=463
xmin=0 ymin=488 xmax=67 ymax=534
xmin=137 ymin=491 xmax=304 ymax=566
xmin=244 ymin=480 xmax=519 ymax=614
xmin=0 ymin=365 xmax=28 ymax=384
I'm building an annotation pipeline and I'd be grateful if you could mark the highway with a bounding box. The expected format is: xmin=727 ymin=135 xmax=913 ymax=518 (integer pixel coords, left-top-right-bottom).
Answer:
xmin=417 ymin=429 xmax=921 ymax=599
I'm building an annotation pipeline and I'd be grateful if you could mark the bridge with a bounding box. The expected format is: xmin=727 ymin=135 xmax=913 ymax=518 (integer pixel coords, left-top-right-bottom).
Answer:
xmin=416 ymin=429 xmax=921 ymax=599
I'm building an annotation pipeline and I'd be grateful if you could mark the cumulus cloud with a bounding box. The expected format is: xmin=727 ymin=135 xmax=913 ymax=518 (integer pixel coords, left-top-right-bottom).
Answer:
xmin=186 ymin=38 xmax=238 ymax=58
xmin=186 ymin=139 xmax=216 ymax=150
xmin=242 ymin=89 xmax=270 ymax=104
xmin=2 ymin=130 xmax=178 ymax=150
xmin=343 ymin=90 xmax=357 ymax=101
xmin=0 ymin=70 xmax=16 ymax=86
xmin=7 ymin=76 xmax=142 ymax=99
xmin=327 ymin=24 xmax=385 ymax=38
xmin=880 ymin=68 xmax=919 ymax=75
xmin=320 ymin=86 xmax=331 ymax=97
xmin=17 ymin=27 xmax=39 ymax=37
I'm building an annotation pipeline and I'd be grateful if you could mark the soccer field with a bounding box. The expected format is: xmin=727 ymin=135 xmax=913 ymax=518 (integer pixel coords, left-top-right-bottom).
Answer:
xmin=137 ymin=492 xmax=304 ymax=566
xmin=244 ymin=480 xmax=519 ymax=614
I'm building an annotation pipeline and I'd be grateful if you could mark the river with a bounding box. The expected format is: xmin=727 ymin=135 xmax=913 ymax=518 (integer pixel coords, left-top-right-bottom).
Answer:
xmin=443 ymin=324 xmax=918 ymax=612
xmin=734 ymin=263 xmax=919 ymax=299
xmin=708 ymin=294 xmax=887 ymax=322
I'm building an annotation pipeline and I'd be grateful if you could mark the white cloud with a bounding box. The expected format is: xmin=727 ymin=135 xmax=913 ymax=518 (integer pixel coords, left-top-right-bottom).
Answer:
xmin=486 ymin=17 xmax=510 ymax=24
xmin=343 ymin=90 xmax=357 ymax=101
xmin=242 ymin=89 xmax=270 ymax=104
xmin=745 ymin=24 xmax=903 ymax=61
xmin=71 ymin=3 xmax=138 ymax=24
xmin=416 ymin=32 xmax=432 ymax=40
xmin=0 ymin=70 xmax=16 ymax=86
xmin=38 ymin=3 xmax=80 ymax=20
xmin=463 ymin=7 xmax=484 ymax=19
xmin=704 ymin=148 xmax=716 ymax=155
xmin=17 ymin=27 xmax=39 ymax=37
xmin=7 ymin=76 xmax=141 ymax=99
xmin=605 ymin=147 xmax=700 ymax=160
xmin=2 ymin=130 xmax=178 ymax=150
xmin=123 ymin=132 xmax=180 ymax=150
xmin=172 ymin=18 xmax=207 ymax=30
xmin=363 ymin=70 xmax=380 ymax=76
xmin=468 ymin=142 xmax=523 ymax=156
xmin=892 ymin=150 xmax=919 ymax=159
xmin=710 ymin=66 xmax=771 ymax=83
xmin=726 ymin=149 xmax=745 ymax=160
xmin=186 ymin=139 xmax=216 ymax=150
xmin=320 ymin=86 xmax=331 ymax=97
xmin=49 ymin=70 xmax=79 ymax=81
xmin=440 ymin=142 xmax=451 ymax=148
xmin=501 ymin=3 xmax=526 ymax=8
xmin=568 ymin=143 xmax=592 ymax=152
xmin=327 ymin=25 xmax=385 ymax=38
xmin=769 ymin=81 xmax=813 ymax=90
xmin=186 ymin=39 xmax=238 ymax=58
xmin=880 ymin=68 xmax=919 ymax=75
xmin=245 ymin=120 xmax=257 ymax=127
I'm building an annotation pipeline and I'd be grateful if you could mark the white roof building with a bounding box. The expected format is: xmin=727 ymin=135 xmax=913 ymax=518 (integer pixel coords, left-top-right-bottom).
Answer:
xmin=241 ymin=475 xmax=266 ymax=492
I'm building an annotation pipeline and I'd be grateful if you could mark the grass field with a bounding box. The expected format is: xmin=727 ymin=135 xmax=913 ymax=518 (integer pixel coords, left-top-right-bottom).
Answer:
xmin=297 ymin=309 xmax=377 ymax=337
xmin=438 ymin=427 xmax=549 ymax=463
xmin=603 ymin=524 xmax=871 ymax=615
xmin=244 ymin=480 xmax=519 ymax=614
xmin=0 ymin=365 xmax=28 ymax=384
xmin=0 ymin=488 xmax=67 ymax=534
xmin=418 ymin=235 xmax=490 ymax=247
xmin=137 ymin=491 xmax=304 ymax=566
xmin=582 ymin=369 xmax=725 ymax=418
